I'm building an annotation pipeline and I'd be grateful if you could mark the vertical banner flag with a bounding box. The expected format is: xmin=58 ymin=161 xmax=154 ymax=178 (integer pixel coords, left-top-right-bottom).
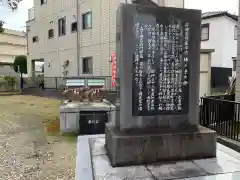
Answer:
xmin=111 ymin=52 xmax=116 ymax=87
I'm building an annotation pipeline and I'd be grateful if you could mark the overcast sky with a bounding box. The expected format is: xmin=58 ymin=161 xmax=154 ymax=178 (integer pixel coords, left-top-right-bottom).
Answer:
xmin=0 ymin=0 xmax=239 ymax=31
xmin=186 ymin=0 xmax=238 ymax=13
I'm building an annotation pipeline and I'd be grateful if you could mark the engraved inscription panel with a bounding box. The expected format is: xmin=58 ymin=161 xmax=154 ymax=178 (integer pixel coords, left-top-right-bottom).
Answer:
xmin=132 ymin=14 xmax=190 ymax=116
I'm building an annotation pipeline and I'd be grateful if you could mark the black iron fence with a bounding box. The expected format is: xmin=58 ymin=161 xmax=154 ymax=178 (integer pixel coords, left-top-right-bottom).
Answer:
xmin=21 ymin=76 xmax=118 ymax=103
xmin=200 ymin=95 xmax=240 ymax=140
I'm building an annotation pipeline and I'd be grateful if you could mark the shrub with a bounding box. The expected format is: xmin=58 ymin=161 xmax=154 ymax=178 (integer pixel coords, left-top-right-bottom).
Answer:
xmin=0 ymin=76 xmax=18 ymax=90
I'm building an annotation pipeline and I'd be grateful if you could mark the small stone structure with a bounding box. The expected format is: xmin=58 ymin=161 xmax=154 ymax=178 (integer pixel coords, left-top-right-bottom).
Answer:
xmin=105 ymin=3 xmax=216 ymax=167
xmin=60 ymin=100 xmax=115 ymax=134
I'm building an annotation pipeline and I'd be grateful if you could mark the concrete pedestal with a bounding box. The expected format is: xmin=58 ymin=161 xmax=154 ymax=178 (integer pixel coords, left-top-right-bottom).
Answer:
xmin=105 ymin=123 xmax=216 ymax=167
xmin=59 ymin=100 xmax=115 ymax=133
xmin=104 ymin=4 xmax=216 ymax=168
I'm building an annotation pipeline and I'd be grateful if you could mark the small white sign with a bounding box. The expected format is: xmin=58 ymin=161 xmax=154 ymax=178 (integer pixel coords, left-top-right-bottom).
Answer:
xmin=88 ymin=120 xmax=100 ymax=124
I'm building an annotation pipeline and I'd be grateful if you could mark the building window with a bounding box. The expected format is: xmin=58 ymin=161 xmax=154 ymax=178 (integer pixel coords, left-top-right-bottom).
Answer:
xmin=32 ymin=36 xmax=39 ymax=43
xmin=48 ymin=29 xmax=54 ymax=39
xmin=82 ymin=12 xmax=92 ymax=30
xmin=82 ymin=57 xmax=93 ymax=74
xmin=58 ymin=17 xmax=66 ymax=36
xmin=201 ymin=23 xmax=209 ymax=41
xmin=234 ymin=25 xmax=238 ymax=40
xmin=71 ymin=22 xmax=77 ymax=32
xmin=40 ymin=0 xmax=47 ymax=5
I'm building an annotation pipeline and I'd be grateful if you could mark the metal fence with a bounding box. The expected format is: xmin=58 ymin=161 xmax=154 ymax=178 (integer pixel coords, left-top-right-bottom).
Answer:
xmin=200 ymin=96 xmax=240 ymax=140
xmin=21 ymin=76 xmax=118 ymax=103
xmin=23 ymin=76 xmax=116 ymax=91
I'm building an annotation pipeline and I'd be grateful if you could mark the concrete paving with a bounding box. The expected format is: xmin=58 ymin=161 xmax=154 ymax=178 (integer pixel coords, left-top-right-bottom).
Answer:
xmin=75 ymin=134 xmax=240 ymax=180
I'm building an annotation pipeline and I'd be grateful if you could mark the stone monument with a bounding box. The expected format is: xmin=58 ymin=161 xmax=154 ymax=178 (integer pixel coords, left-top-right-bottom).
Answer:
xmin=105 ymin=3 xmax=216 ymax=167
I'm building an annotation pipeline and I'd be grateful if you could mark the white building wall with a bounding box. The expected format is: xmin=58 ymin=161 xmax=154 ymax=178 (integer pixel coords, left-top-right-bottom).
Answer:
xmin=164 ymin=0 xmax=184 ymax=8
xmin=201 ymin=16 xmax=237 ymax=68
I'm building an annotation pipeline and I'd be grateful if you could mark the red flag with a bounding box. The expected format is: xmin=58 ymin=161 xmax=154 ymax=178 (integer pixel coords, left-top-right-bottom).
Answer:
xmin=111 ymin=52 xmax=116 ymax=87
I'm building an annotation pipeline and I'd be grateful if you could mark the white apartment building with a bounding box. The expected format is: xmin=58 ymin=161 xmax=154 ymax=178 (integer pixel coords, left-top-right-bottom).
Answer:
xmin=26 ymin=0 xmax=184 ymax=78
xmin=201 ymin=11 xmax=238 ymax=69
xmin=201 ymin=11 xmax=238 ymax=93
xmin=0 ymin=28 xmax=26 ymax=76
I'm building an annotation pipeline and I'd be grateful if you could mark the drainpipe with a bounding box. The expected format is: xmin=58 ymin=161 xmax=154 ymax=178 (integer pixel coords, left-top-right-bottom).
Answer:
xmin=236 ymin=0 xmax=240 ymax=101
xmin=100 ymin=1 xmax=102 ymax=75
xmin=25 ymin=23 xmax=31 ymax=77
xmin=108 ymin=0 xmax=111 ymax=77
xmin=76 ymin=0 xmax=80 ymax=76
xmin=26 ymin=9 xmax=30 ymax=56
xmin=26 ymin=25 xmax=29 ymax=56
xmin=237 ymin=0 xmax=240 ymax=62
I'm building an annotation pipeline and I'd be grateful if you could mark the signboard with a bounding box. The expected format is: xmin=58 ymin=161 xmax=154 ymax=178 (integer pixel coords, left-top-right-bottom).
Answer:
xmin=111 ymin=52 xmax=116 ymax=87
xmin=132 ymin=14 xmax=190 ymax=116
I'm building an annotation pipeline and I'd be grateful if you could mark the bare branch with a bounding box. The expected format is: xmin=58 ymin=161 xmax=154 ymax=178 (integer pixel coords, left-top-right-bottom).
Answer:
xmin=7 ymin=0 xmax=23 ymax=11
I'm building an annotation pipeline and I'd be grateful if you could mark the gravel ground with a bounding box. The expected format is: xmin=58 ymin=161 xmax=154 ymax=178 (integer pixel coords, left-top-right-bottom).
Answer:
xmin=0 ymin=95 xmax=76 ymax=180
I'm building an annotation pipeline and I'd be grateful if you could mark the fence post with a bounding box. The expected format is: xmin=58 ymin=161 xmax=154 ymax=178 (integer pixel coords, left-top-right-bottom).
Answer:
xmin=55 ymin=77 xmax=58 ymax=90
xmin=12 ymin=78 xmax=14 ymax=91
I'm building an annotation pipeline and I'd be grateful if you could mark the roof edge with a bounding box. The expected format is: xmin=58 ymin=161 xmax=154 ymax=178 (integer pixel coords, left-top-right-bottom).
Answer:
xmin=202 ymin=12 xmax=238 ymax=21
xmin=201 ymin=49 xmax=215 ymax=54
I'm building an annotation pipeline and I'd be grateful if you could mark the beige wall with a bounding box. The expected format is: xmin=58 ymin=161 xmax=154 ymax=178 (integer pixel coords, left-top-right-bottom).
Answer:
xmin=199 ymin=52 xmax=212 ymax=98
xmin=78 ymin=0 xmax=126 ymax=76
xmin=27 ymin=0 xmax=77 ymax=77
xmin=164 ymin=0 xmax=184 ymax=8
xmin=0 ymin=29 xmax=26 ymax=64
xmin=27 ymin=0 xmax=184 ymax=77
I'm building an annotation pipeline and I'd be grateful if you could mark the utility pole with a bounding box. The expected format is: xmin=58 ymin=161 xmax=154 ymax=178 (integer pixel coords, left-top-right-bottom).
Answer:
xmin=76 ymin=0 xmax=80 ymax=76
xmin=237 ymin=0 xmax=240 ymax=61
xmin=236 ymin=0 xmax=240 ymax=101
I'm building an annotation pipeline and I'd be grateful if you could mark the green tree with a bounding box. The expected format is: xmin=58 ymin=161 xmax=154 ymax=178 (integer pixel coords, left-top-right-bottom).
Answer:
xmin=13 ymin=55 xmax=27 ymax=91
xmin=0 ymin=20 xmax=4 ymax=33
xmin=0 ymin=0 xmax=24 ymax=33
xmin=13 ymin=55 xmax=27 ymax=77
xmin=8 ymin=0 xmax=23 ymax=11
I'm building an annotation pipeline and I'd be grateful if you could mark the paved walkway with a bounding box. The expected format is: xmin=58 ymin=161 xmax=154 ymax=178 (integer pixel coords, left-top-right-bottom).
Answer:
xmin=76 ymin=134 xmax=240 ymax=180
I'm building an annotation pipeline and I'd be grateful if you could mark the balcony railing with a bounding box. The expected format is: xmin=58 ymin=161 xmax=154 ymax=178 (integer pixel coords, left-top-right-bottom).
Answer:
xmin=28 ymin=7 xmax=35 ymax=21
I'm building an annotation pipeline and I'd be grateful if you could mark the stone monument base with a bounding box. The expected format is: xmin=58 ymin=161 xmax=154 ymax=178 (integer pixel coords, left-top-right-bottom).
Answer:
xmin=105 ymin=123 xmax=216 ymax=167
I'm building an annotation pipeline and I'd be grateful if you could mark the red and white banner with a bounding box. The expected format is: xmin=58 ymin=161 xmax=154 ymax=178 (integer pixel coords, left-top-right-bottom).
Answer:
xmin=111 ymin=52 xmax=116 ymax=87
